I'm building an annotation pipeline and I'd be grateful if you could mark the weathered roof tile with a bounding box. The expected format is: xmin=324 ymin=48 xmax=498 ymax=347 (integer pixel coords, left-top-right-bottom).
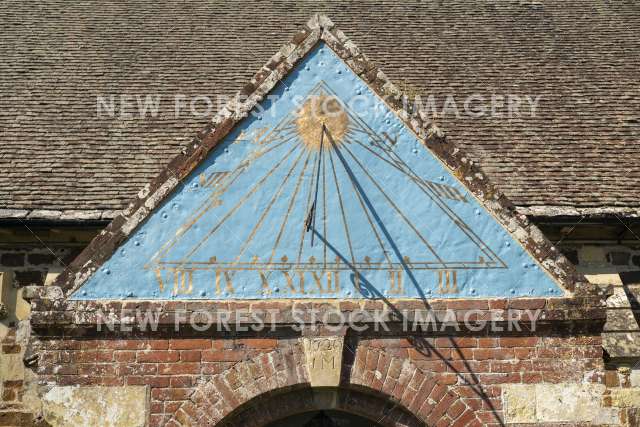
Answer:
xmin=1 ymin=1 xmax=639 ymax=218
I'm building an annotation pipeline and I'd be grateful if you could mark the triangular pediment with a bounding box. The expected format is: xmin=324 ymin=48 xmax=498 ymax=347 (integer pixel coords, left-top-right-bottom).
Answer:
xmin=58 ymin=15 xmax=580 ymax=300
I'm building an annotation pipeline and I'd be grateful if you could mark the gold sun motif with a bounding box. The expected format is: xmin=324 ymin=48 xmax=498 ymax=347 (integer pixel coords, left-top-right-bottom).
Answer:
xmin=296 ymin=95 xmax=349 ymax=150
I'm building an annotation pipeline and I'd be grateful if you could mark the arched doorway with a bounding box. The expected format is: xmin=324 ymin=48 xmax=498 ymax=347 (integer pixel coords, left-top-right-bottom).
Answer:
xmin=265 ymin=410 xmax=382 ymax=427
xmin=218 ymin=387 xmax=424 ymax=427
xmin=169 ymin=347 xmax=479 ymax=426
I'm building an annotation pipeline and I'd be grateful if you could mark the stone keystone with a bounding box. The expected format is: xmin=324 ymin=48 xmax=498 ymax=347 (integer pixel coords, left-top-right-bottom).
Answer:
xmin=301 ymin=336 xmax=344 ymax=387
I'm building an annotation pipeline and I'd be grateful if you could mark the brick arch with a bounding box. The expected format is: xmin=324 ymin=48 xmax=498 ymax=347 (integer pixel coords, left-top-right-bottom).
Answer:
xmin=167 ymin=344 xmax=480 ymax=426
xmin=349 ymin=346 xmax=481 ymax=426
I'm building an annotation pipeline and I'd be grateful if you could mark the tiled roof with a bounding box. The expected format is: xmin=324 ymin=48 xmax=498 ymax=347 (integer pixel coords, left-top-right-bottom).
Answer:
xmin=1 ymin=1 xmax=639 ymax=219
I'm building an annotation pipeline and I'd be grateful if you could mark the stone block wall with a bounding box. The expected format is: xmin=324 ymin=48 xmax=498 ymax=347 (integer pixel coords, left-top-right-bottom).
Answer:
xmin=0 ymin=231 xmax=92 ymax=426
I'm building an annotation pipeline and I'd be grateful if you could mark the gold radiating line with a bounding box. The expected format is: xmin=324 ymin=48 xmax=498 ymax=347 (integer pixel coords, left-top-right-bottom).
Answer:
xmin=297 ymin=150 xmax=319 ymax=263
xmin=322 ymin=142 xmax=328 ymax=269
xmin=268 ymin=148 xmax=315 ymax=264
xmin=232 ymin=146 xmax=311 ymax=269
xmin=320 ymin=80 xmax=503 ymax=268
xmin=337 ymin=142 xmax=393 ymax=266
xmin=179 ymin=142 xmax=303 ymax=263
xmin=349 ymin=135 xmax=504 ymax=268
xmin=149 ymin=133 xmax=299 ymax=267
xmin=327 ymin=148 xmax=356 ymax=267
xmin=338 ymin=140 xmax=448 ymax=268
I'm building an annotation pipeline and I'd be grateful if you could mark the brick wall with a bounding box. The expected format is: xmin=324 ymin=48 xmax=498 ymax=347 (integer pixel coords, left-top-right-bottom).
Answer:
xmin=28 ymin=332 xmax=605 ymax=426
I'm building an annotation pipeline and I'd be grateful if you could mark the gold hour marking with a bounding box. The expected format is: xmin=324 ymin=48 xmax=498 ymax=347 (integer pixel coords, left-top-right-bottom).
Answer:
xmin=214 ymin=270 xmax=234 ymax=295
xmin=173 ymin=269 xmax=193 ymax=295
xmin=438 ymin=270 xmax=458 ymax=294
xmin=154 ymin=268 xmax=164 ymax=292
xmin=389 ymin=270 xmax=403 ymax=294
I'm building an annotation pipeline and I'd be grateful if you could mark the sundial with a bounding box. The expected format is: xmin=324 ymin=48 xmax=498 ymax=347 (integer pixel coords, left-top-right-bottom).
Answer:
xmin=72 ymin=43 xmax=563 ymax=300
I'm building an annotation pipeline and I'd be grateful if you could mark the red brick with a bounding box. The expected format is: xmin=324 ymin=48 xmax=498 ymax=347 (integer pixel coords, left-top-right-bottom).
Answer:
xmin=462 ymin=398 xmax=483 ymax=410
xmin=415 ymin=360 xmax=448 ymax=373
xmin=445 ymin=360 xmax=476 ymax=373
xmin=448 ymin=348 xmax=473 ymax=360
xmin=386 ymin=358 xmax=403 ymax=379
xmin=212 ymin=375 xmax=241 ymax=410
xmin=99 ymin=377 xmax=123 ymax=386
xmin=477 ymin=338 xmax=498 ymax=348
xmin=446 ymin=300 xmax=489 ymax=310
xmin=372 ymin=353 xmax=391 ymax=390
xmin=51 ymin=364 xmax=77 ymax=375
xmin=508 ymin=299 xmax=546 ymax=309
xmin=119 ymin=363 xmax=157 ymax=376
xmin=435 ymin=337 xmax=478 ymax=348
xmin=113 ymin=340 xmax=169 ymax=350
xmin=522 ymin=372 xmax=543 ymax=383
xmin=447 ymin=399 xmax=466 ymax=420
xmin=150 ymin=401 xmax=164 ymax=414
xmin=180 ymin=350 xmax=201 ymax=362
xmin=452 ymin=410 xmax=478 ymax=427
xmin=127 ymin=376 xmax=170 ymax=387
xmin=488 ymin=300 xmax=507 ymax=310
xmin=473 ymin=348 xmax=515 ymax=360
xmin=201 ymin=350 xmax=246 ymax=362
xmin=428 ymin=383 xmax=448 ymax=403
xmin=158 ymin=362 xmax=200 ymax=375
xmin=365 ymin=349 xmax=380 ymax=371
xmin=77 ymin=363 xmax=117 ymax=376
xmin=500 ymin=337 xmax=538 ymax=347
xmin=439 ymin=373 xmax=459 ymax=385
xmin=73 ymin=351 xmax=113 ymax=363
xmin=477 ymin=373 xmax=521 ymax=384
xmin=164 ymin=401 xmax=182 ymax=414
xmin=57 ymin=375 xmax=98 ymax=386
xmin=490 ymin=360 xmax=533 ymax=373
xmin=170 ymin=376 xmax=193 ymax=388
xmin=537 ymin=347 xmax=575 ymax=358
xmin=201 ymin=362 xmax=228 ymax=375
xmin=169 ymin=339 xmax=211 ymax=350
xmin=426 ymin=392 xmax=457 ymax=425
xmin=235 ymin=338 xmax=278 ymax=349
xmin=514 ymin=347 xmax=537 ymax=359
xmin=151 ymin=387 xmax=192 ymax=401
xmin=410 ymin=377 xmax=436 ymax=413
xmin=137 ymin=351 xmax=179 ymax=363
xmin=114 ymin=351 xmax=136 ymax=362
xmin=543 ymin=370 xmax=576 ymax=383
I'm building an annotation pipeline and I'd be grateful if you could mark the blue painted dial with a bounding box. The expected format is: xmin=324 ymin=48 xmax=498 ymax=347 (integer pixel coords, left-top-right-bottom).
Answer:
xmin=72 ymin=43 xmax=563 ymax=300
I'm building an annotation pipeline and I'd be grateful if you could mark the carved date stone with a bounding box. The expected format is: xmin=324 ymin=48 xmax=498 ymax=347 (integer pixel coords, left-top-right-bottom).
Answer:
xmin=301 ymin=336 xmax=344 ymax=387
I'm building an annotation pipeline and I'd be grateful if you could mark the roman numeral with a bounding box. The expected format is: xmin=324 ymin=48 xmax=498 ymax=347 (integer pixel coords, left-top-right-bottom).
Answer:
xmin=310 ymin=271 xmax=339 ymax=294
xmin=283 ymin=271 xmax=306 ymax=294
xmin=214 ymin=270 xmax=234 ymax=295
xmin=389 ymin=270 xmax=403 ymax=294
xmin=438 ymin=270 xmax=458 ymax=294
xmin=173 ymin=269 xmax=193 ymax=295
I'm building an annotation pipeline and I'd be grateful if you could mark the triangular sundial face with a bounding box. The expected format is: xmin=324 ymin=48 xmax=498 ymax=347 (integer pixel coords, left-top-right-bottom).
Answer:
xmin=72 ymin=43 xmax=563 ymax=300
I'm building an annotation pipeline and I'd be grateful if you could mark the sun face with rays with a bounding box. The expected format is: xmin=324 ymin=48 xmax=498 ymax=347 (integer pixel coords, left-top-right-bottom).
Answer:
xmin=296 ymin=95 xmax=349 ymax=150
